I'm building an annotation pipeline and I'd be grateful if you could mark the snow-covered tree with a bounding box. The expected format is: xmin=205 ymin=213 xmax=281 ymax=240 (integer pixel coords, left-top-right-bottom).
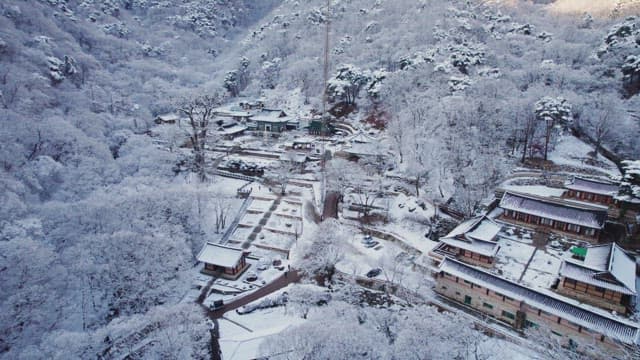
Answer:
xmin=177 ymin=93 xmax=224 ymax=181
xmin=296 ymin=219 xmax=346 ymax=285
xmin=534 ymin=97 xmax=572 ymax=161
xmin=327 ymin=64 xmax=370 ymax=106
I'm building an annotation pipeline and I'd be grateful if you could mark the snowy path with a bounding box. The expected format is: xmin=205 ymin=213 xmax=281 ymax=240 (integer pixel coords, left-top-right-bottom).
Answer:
xmin=220 ymin=195 xmax=253 ymax=245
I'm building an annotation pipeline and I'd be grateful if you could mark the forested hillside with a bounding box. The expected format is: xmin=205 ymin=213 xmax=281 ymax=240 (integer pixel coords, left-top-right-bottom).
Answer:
xmin=1 ymin=0 xmax=639 ymax=358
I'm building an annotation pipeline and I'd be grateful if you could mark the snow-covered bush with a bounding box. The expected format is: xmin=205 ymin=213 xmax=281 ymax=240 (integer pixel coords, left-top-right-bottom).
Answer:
xmin=46 ymin=55 xmax=78 ymax=85
xmin=327 ymin=64 xmax=370 ymax=105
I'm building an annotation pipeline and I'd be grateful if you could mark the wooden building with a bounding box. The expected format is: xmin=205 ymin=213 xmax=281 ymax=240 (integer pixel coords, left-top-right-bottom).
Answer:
xmin=564 ymin=176 xmax=619 ymax=206
xmin=430 ymin=216 xmax=501 ymax=268
xmin=197 ymin=243 xmax=250 ymax=279
xmin=499 ymin=191 xmax=607 ymax=242
xmin=252 ymin=109 xmax=290 ymax=133
xmin=557 ymin=243 xmax=637 ymax=314
xmin=435 ymin=257 xmax=640 ymax=354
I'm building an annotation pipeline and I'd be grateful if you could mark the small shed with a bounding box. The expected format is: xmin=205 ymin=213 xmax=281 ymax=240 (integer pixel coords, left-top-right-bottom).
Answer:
xmin=154 ymin=113 xmax=180 ymax=124
xmin=197 ymin=243 xmax=250 ymax=279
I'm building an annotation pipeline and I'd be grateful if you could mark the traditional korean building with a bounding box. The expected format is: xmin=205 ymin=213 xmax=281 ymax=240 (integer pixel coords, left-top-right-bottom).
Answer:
xmin=564 ymin=176 xmax=619 ymax=206
xmin=308 ymin=118 xmax=334 ymax=136
xmin=435 ymin=257 xmax=640 ymax=353
xmin=197 ymin=243 xmax=250 ymax=279
xmin=215 ymin=119 xmax=247 ymax=140
xmin=557 ymin=243 xmax=637 ymax=314
xmin=499 ymin=191 xmax=608 ymax=242
xmin=430 ymin=216 xmax=501 ymax=268
xmin=213 ymin=106 xmax=253 ymax=123
xmin=251 ymin=109 xmax=290 ymax=133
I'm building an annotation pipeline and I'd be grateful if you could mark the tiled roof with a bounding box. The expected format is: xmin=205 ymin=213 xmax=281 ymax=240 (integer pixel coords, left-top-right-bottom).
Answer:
xmin=440 ymin=216 xmax=501 ymax=257
xmin=438 ymin=257 xmax=640 ymax=345
xmin=499 ymin=191 xmax=607 ymax=229
xmin=560 ymin=243 xmax=637 ymax=295
xmin=565 ymin=177 xmax=619 ymax=196
xmin=197 ymin=242 xmax=245 ymax=268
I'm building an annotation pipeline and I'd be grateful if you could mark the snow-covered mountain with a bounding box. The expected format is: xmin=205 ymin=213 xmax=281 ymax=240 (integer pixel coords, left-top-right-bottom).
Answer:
xmin=1 ymin=0 xmax=639 ymax=358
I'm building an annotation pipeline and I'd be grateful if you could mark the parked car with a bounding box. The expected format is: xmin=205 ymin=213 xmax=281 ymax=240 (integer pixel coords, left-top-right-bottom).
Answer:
xmin=257 ymin=262 xmax=269 ymax=271
xmin=364 ymin=240 xmax=379 ymax=248
xmin=366 ymin=268 xmax=382 ymax=278
xmin=361 ymin=234 xmax=373 ymax=244
xmin=245 ymin=272 xmax=258 ymax=282
xmin=209 ymin=300 xmax=224 ymax=310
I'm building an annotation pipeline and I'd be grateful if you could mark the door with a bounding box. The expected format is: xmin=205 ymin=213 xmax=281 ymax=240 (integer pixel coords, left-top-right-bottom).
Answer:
xmin=464 ymin=295 xmax=472 ymax=305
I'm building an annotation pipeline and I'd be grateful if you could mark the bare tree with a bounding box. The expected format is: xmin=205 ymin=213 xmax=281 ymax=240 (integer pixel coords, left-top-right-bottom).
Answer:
xmin=388 ymin=114 xmax=406 ymax=164
xmin=590 ymin=110 xmax=611 ymax=157
xmin=520 ymin=112 xmax=537 ymax=163
xmin=269 ymin=159 xmax=295 ymax=195
xmin=177 ymin=93 xmax=224 ymax=181
xmin=526 ymin=327 xmax=633 ymax=360
xmin=211 ymin=192 xmax=233 ymax=234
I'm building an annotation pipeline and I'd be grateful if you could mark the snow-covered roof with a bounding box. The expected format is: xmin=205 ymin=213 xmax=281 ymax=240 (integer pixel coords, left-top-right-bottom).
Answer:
xmin=467 ymin=217 xmax=501 ymax=242
xmin=347 ymin=131 xmax=377 ymax=144
xmin=440 ymin=216 xmax=501 ymax=257
xmin=280 ymin=152 xmax=307 ymax=163
xmin=251 ymin=109 xmax=289 ymax=123
xmin=565 ymin=176 xmax=619 ymax=196
xmin=156 ymin=113 xmax=180 ymax=121
xmin=292 ymin=137 xmax=315 ymax=144
xmin=499 ymin=191 xmax=607 ymax=229
xmin=560 ymin=243 xmax=636 ymax=295
xmin=217 ymin=124 xmax=247 ymax=135
xmin=440 ymin=237 xmax=500 ymax=257
xmin=197 ymin=243 xmax=246 ymax=268
xmin=438 ymin=258 xmax=640 ymax=345
xmin=214 ymin=105 xmax=252 ymax=117
xmin=342 ymin=142 xmax=385 ymax=157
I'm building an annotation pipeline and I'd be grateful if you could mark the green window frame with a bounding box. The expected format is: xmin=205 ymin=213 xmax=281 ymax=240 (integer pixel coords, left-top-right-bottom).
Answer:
xmin=501 ymin=310 xmax=515 ymax=320
xmin=482 ymin=302 xmax=493 ymax=309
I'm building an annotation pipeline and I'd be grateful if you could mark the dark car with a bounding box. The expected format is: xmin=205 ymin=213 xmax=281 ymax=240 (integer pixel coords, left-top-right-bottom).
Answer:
xmin=209 ymin=299 xmax=224 ymax=310
xmin=366 ymin=268 xmax=382 ymax=278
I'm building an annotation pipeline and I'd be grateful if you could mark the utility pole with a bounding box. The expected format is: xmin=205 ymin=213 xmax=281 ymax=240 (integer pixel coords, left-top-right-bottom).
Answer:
xmin=321 ymin=0 xmax=331 ymax=118
xmin=320 ymin=0 xmax=331 ymax=210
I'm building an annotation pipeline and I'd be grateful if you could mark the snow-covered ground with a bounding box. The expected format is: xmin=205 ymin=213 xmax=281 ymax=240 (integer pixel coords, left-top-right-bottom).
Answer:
xmin=520 ymin=249 xmax=563 ymax=290
xmin=549 ymin=135 xmax=620 ymax=177
xmin=218 ymin=288 xmax=305 ymax=360
xmin=203 ymin=262 xmax=288 ymax=308
xmin=494 ymin=239 xmax=535 ymax=283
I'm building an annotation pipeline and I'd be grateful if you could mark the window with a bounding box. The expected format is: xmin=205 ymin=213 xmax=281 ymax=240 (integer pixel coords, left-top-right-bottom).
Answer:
xmin=564 ymin=278 xmax=577 ymax=289
xmin=455 ymin=291 xmax=461 ymax=296
xmin=463 ymin=280 xmax=472 ymax=285
xmin=525 ymin=320 xmax=539 ymax=329
xmin=551 ymin=330 xmax=563 ymax=337
xmin=540 ymin=218 xmax=553 ymax=226
xmin=584 ymin=228 xmax=596 ymax=237
xmin=567 ymin=223 xmax=581 ymax=233
xmin=501 ymin=311 xmax=515 ymax=320
xmin=594 ymin=286 xmax=605 ymax=293
xmin=483 ymin=302 xmax=494 ymax=309
xmin=464 ymin=295 xmax=472 ymax=305
xmin=441 ymin=286 xmax=447 ymax=290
